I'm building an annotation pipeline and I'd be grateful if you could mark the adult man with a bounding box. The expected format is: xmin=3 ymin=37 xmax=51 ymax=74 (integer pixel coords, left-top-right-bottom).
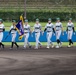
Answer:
xmin=55 ymin=18 xmax=63 ymax=48
xmin=44 ymin=18 xmax=54 ymax=49
xmin=23 ymin=19 xmax=31 ymax=49
xmin=10 ymin=20 xmax=19 ymax=49
xmin=33 ymin=19 xmax=42 ymax=49
xmin=66 ymin=18 xmax=75 ymax=47
xmin=0 ymin=19 xmax=5 ymax=49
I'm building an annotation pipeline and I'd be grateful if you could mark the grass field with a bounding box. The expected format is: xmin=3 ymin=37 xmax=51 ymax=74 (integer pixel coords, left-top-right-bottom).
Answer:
xmin=4 ymin=22 xmax=76 ymax=31
xmin=3 ymin=42 xmax=76 ymax=46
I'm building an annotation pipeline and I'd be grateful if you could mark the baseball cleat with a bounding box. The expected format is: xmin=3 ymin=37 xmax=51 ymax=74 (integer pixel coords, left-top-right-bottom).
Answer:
xmin=10 ymin=48 xmax=13 ymax=49
xmin=56 ymin=45 xmax=59 ymax=48
xmin=51 ymin=45 xmax=54 ymax=48
xmin=59 ymin=42 xmax=62 ymax=47
xmin=34 ymin=47 xmax=38 ymax=49
xmin=29 ymin=46 xmax=32 ymax=48
xmin=68 ymin=45 xmax=71 ymax=48
xmin=46 ymin=46 xmax=50 ymax=49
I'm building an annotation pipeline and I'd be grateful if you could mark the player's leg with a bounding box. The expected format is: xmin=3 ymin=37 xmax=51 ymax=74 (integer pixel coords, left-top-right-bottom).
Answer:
xmin=14 ymin=34 xmax=19 ymax=48
xmin=68 ymin=31 xmax=73 ymax=47
xmin=24 ymin=34 xmax=27 ymax=48
xmin=0 ymin=33 xmax=4 ymax=49
xmin=38 ymin=33 xmax=42 ymax=48
xmin=47 ymin=33 xmax=50 ymax=48
xmin=10 ymin=34 xmax=14 ymax=49
xmin=56 ymin=31 xmax=61 ymax=48
xmin=50 ymin=32 xmax=54 ymax=48
xmin=26 ymin=33 xmax=31 ymax=48
xmin=35 ymin=33 xmax=39 ymax=49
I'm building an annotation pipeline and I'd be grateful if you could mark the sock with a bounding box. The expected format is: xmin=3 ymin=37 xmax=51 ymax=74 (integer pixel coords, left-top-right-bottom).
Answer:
xmin=11 ymin=42 xmax=14 ymax=48
xmin=0 ymin=43 xmax=1 ymax=48
xmin=57 ymin=39 xmax=60 ymax=44
xmin=70 ymin=39 xmax=73 ymax=45
xmin=0 ymin=43 xmax=4 ymax=48
xmin=14 ymin=42 xmax=19 ymax=47
xmin=69 ymin=40 xmax=71 ymax=45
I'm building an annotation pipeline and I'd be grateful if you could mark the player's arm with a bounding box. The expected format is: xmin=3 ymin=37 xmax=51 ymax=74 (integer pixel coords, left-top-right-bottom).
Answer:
xmin=61 ymin=23 xmax=64 ymax=35
xmin=3 ymin=25 xmax=5 ymax=32
xmin=72 ymin=24 xmax=75 ymax=32
xmin=44 ymin=25 xmax=47 ymax=32
xmin=52 ymin=24 xmax=55 ymax=33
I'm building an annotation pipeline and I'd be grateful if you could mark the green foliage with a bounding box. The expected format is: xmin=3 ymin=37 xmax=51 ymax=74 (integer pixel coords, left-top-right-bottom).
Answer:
xmin=0 ymin=10 xmax=76 ymax=22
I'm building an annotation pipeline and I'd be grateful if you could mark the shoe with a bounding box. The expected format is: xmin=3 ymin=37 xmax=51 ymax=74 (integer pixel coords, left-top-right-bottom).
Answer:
xmin=59 ymin=42 xmax=62 ymax=47
xmin=2 ymin=45 xmax=4 ymax=49
xmin=68 ymin=45 xmax=71 ymax=48
xmin=56 ymin=45 xmax=59 ymax=48
xmin=46 ymin=46 xmax=50 ymax=49
xmin=23 ymin=47 xmax=26 ymax=49
xmin=34 ymin=47 xmax=38 ymax=49
xmin=10 ymin=48 xmax=13 ymax=49
xmin=29 ymin=45 xmax=32 ymax=48
xmin=17 ymin=46 xmax=19 ymax=49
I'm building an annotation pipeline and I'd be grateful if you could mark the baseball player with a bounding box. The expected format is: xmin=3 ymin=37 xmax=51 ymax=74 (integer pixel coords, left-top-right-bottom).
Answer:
xmin=66 ymin=18 xmax=75 ymax=47
xmin=44 ymin=18 xmax=55 ymax=49
xmin=10 ymin=20 xmax=19 ymax=49
xmin=55 ymin=18 xmax=63 ymax=48
xmin=0 ymin=19 xmax=5 ymax=49
xmin=23 ymin=19 xmax=31 ymax=49
xmin=33 ymin=19 xmax=42 ymax=49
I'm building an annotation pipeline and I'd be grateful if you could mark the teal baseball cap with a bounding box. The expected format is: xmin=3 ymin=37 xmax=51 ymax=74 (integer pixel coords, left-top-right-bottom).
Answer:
xmin=56 ymin=18 xmax=60 ymax=20
xmin=48 ymin=18 xmax=51 ymax=21
xmin=12 ymin=20 xmax=16 ymax=23
xmin=36 ymin=18 xmax=39 ymax=21
xmin=25 ymin=19 xmax=28 ymax=22
xmin=0 ymin=19 xmax=3 ymax=22
xmin=69 ymin=18 xmax=72 ymax=20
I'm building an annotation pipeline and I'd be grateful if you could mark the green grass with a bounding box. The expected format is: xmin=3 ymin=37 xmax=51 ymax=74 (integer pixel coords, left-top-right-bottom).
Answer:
xmin=3 ymin=42 xmax=76 ymax=46
xmin=4 ymin=22 xmax=76 ymax=31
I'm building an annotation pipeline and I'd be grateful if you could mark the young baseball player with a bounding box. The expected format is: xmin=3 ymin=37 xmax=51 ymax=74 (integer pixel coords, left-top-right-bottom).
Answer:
xmin=0 ymin=19 xmax=5 ymax=49
xmin=23 ymin=19 xmax=31 ymax=49
xmin=66 ymin=18 xmax=75 ymax=47
xmin=33 ymin=19 xmax=42 ymax=49
xmin=44 ymin=18 xmax=55 ymax=49
xmin=55 ymin=18 xmax=63 ymax=48
xmin=10 ymin=20 xmax=19 ymax=49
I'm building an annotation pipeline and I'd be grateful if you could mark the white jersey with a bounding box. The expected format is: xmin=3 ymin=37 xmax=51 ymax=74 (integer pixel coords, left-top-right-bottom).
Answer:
xmin=0 ymin=24 xmax=5 ymax=32
xmin=34 ymin=23 xmax=42 ymax=33
xmin=10 ymin=25 xmax=17 ymax=34
xmin=55 ymin=22 xmax=63 ymax=31
xmin=45 ymin=23 xmax=54 ymax=32
xmin=67 ymin=22 xmax=74 ymax=31
xmin=24 ymin=24 xmax=30 ymax=33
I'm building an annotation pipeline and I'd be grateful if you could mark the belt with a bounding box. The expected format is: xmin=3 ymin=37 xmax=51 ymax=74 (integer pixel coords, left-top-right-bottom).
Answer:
xmin=47 ymin=31 xmax=52 ymax=32
xmin=56 ymin=30 xmax=61 ymax=31
xmin=24 ymin=32 xmax=29 ymax=33
xmin=11 ymin=33 xmax=16 ymax=34
xmin=35 ymin=32 xmax=39 ymax=33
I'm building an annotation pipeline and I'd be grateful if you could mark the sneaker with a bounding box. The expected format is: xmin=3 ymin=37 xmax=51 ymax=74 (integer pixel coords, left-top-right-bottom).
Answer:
xmin=56 ymin=45 xmax=59 ymax=48
xmin=51 ymin=45 xmax=54 ymax=48
xmin=59 ymin=42 xmax=62 ymax=47
xmin=17 ymin=46 xmax=19 ymax=49
xmin=29 ymin=45 xmax=32 ymax=48
xmin=68 ymin=45 xmax=71 ymax=48
xmin=34 ymin=47 xmax=38 ymax=49
xmin=2 ymin=45 xmax=4 ymax=49
xmin=10 ymin=48 xmax=13 ymax=49
xmin=46 ymin=46 xmax=50 ymax=49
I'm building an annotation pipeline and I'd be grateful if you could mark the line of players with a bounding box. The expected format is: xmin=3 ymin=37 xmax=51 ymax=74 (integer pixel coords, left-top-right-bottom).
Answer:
xmin=0 ymin=18 xmax=75 ymax=49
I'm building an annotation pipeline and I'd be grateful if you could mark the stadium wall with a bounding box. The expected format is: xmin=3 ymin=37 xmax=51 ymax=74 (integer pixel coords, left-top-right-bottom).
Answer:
xmin=3 ymin=31 xmax=76 ymax=42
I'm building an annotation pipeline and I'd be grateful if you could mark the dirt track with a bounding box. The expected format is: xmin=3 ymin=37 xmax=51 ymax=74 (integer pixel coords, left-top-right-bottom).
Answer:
xmin=0 ymin=46 xmax=76 ymax=75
